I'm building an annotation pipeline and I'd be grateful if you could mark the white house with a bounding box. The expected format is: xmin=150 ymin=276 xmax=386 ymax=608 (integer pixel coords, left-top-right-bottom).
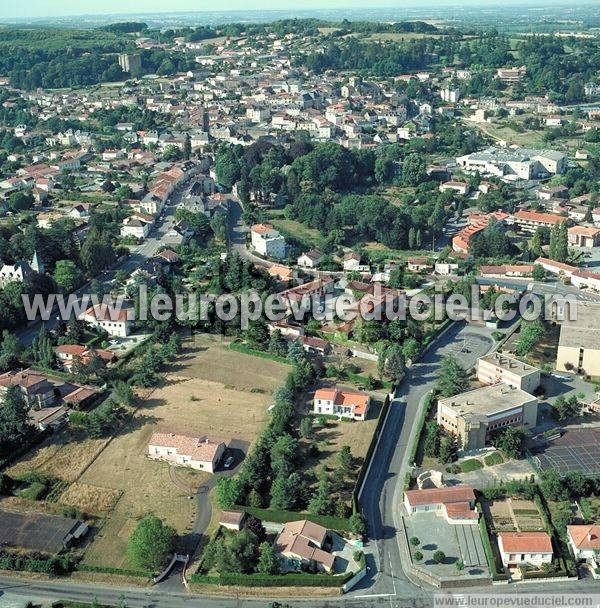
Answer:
xmin=567 ymin=525 xmax=600 ymax=568
xmin=250 ymin=223 xmax=286 ymax=260
xmin=148 ymin=431 xmax=226 ymax=473
xmin=497 ymin=532 xmax=553 ymax=568
xmin=343 ymin=252 xmax=369 ymax=272
xmin=403 ymin=486 xmax=479 ymax=525
xmin=121 ymin=214 xmax=154 ymax=240
xmin=297 ymin=249 xmax=324 ymax=268
xmin=79 ymin=303 xmax=132 ymax=337
xmin=313 ymin=387 xmax=370 ymax=421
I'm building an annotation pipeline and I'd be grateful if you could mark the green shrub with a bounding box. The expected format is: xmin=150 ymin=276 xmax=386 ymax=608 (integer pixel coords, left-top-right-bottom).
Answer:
xmin=18 ymin=481 xmax=48 ymax=501
xmin=483 ymin=452 xmax=504 ymax=467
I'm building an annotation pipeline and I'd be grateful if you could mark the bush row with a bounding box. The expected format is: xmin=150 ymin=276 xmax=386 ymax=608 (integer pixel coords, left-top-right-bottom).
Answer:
xmin=76 ymin=563 xmax=153 ymax=578
xmin=0 ymin=550 xmax=77 ymax=575
xmin=234 ymin=505 xmax=353 ymax=533
xmin=189 ymin=571 xmax=352 ymax=587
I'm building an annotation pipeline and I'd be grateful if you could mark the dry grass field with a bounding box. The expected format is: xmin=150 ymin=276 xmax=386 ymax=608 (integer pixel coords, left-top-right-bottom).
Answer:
xmin=298 ymin=384 xmax=384 ymax=501
xmin=8 ymin=333 xmax=289 ymax=570
xmin=80 ymin=334 xmax=289 ymax=568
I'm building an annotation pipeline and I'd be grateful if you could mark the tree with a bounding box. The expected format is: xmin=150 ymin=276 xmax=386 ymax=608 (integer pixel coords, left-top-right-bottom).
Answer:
xmin=299 ymin=416 xmax=313 ymax=439
xmin=113 ymin=380 xmax=135 ymax=406
xmin=349 ymin=512 xmax=366 ymax=535
xmin=514 ymin=320 xmax=544 ymax=356
xmin=380 ymin=343 xmax=406 ymax=383
xmin=0 ymin=330 xmax=23 ymax=371
xmin=53 ymin=260 xmax=83 ymax=294
xmin=0 ymin=385 xmax=32 ymax=456
xmin=80 ymin=229 xmax=115 ymax=276
xmin=183 ymin=134 xmax=191 ymax=161
xmin=456 ymin=559 xmax=465 ymax=573
xmin=491 ymin=427 xmax=528 ymax=459
xmin=436 ymin=355 xmax=469 ymax=397
xmin=438 ymin=434 xmax=457 ymax=464
xmin=308 ymin=476 xmax=335 ymax=515
xmin=551 ymin=395 xmax=581 ymax=422
xmin=126 ymin=515 xmax=176 ymax=571
xmin=402 ymin=338 xmax=420 ymax=363
xmin=402 ymin=153 xmax=426 ymax=186
xmin=257 ymin=542 xmax=280 ymax=575
xmin=433 ymin=550 xmax=446 ymax=564
xmin=423 ymin=420 xmax=441 ymax=458
xmin=413 ymin=551 xmax=423 ymax=561
xmin=215 ymin=477 xmax=243 ymax=508
xmin=532 ymin=264 xmax=546 ymax=281
xmin=410 ymin=536 xmax=420 ymax=546
xmin=338 ymin=445 xmax=352 ymax=477
xmin=270 ymin=472 xmax=302 ymax=510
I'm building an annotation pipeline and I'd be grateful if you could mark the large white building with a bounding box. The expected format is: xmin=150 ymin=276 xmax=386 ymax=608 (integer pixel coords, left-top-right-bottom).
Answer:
xmin=457 ymin=146 xmax=567 ymax=180
xmin=477 ymin=353 xmax=540 ymax=393
xmin=250 ymin=223 xmax=286 ymax=259
xmin=437 ymin=383 xmax=538 ymax=451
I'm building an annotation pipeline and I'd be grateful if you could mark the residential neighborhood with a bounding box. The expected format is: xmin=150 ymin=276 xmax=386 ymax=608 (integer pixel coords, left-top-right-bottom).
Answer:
xmin=0 ymin=2 xmax=599 ymax=607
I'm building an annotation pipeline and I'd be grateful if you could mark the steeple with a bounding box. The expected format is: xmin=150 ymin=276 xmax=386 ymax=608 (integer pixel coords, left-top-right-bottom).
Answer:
xmin=31 ymin=250 xmax=44 ymax=274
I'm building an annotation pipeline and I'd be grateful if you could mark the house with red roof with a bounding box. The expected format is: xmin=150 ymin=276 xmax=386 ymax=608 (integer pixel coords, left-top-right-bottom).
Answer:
xmin=148 ymin=431 xmax=227 ymax=473
xmin=567 ymin=525 xmax=600 ymax=569
xmin=403 ymin=486 xmax=479 ymax=525
xmin=274 ymin=520 xmax=335 ymax=573
xmin=497 ymin=532 xmax=553 ymax=568
xmin=313 ymin=387 xmax=370 ymax=421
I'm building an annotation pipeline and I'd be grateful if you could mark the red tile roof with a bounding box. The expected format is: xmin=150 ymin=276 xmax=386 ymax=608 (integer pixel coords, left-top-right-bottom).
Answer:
xmin=404 ymin=485 xmax=475 ymax=507
xmin=567 ymin=525 xmax=600 ymax=550
xmin=498 ymin=531 xmax=553 ymax=553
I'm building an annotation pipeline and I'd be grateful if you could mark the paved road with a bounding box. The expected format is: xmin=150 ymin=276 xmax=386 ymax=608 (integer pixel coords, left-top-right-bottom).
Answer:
xmin=354 ymin=321 xmax=496 ymax=601
xmin=2 ymin=572 xmax=600 ymax=608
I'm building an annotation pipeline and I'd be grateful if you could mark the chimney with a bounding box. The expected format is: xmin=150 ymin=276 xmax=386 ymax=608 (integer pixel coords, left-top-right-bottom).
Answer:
xmin=588 ymin=532 xmax=595 ymax=542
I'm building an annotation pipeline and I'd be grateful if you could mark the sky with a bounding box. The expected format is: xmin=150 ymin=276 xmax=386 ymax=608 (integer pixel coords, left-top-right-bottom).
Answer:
xmin=0 ymin=0 xmax=561 ymax=19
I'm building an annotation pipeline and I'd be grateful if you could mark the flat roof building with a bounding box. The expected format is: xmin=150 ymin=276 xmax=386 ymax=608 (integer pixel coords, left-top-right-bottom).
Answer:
xmin=477 ymin=353 xmax=540 ymax=394
xmin=457 ymin=146 xmax=567 ymax=180
xmin=437 ymin=383 xmax=538 ymax=451
xmin=556 ymin=304 xmax=600 ymax=376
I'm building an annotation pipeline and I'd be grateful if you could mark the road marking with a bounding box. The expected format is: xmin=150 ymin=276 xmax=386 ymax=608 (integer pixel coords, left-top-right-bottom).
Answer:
xmin=354 ymin=593 xmax=396 ymax=598
xmin=389 ymin=555 xmax=397 ymax=596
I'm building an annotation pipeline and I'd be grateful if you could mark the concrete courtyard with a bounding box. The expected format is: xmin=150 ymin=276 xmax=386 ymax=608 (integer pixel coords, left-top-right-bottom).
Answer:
xmin=404 ymin=511 xmax=490 ymax=580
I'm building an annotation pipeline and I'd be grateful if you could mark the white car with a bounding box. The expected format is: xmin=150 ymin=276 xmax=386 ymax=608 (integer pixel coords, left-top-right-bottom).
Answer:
xmin=223 ymin=456 xmax=234 ymax=469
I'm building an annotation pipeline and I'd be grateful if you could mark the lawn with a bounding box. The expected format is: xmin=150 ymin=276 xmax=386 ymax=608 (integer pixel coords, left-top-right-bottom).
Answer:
xmin=264 ymin=211 xmax=327 ymax=251
xmin=297 ymin=385 xmax=385 ymax=503
xmin=483 ymin=452 xmax=504 ymax=467
xmin=460 ymin=458 xmax=483 ymax=473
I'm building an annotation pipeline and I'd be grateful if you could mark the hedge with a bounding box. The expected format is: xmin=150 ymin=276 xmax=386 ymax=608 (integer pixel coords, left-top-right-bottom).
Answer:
xmin=229 ymin=342 xmax=291 ymax=366
xmin=77 ymin=563 xmax=153 ymax=578
xmin=351 ymin=393 xmax=391 ymax=512
xmin=189 ymin=571 xmax=352 ymax=587
xmin=477 ymin=507 xmax=509 ymax=581
xmin=233 ymin=505 xmax=353 ymax=532
xmin=406 ymin=392 xmax=435 ymax=468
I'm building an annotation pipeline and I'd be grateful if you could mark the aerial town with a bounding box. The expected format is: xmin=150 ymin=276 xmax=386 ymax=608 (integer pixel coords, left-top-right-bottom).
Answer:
xmin=0 ymin=3 xmax=599 ymax=608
